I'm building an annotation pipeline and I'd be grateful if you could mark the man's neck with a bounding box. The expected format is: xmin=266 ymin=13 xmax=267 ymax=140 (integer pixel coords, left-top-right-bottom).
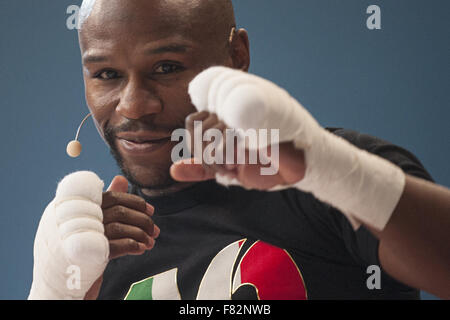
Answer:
xmin=140 ymin=181 xmax=196 ymax=198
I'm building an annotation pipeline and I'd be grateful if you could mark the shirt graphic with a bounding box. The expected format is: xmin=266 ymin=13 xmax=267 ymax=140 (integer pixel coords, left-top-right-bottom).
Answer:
xmin=125 ymin=239 xmax=307 ymax=300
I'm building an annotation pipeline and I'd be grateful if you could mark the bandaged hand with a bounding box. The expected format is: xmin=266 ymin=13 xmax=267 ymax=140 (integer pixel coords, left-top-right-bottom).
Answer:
xmin=28 ymin=171 xmax=108 ymax=300
xmin=171 ymin=66 xmax=406 ymax=231
xmin=171 ymin=110 xmax=307 ymax=190
xmin=29 ymin=172 xmax=159 ymax=300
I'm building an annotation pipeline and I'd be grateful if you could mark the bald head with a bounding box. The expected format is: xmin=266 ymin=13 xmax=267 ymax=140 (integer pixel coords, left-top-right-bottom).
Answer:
xmin=78 ymin=0 xmax=96 ymax=29
xmin=79 ymin=0 xmax=235 ymax=45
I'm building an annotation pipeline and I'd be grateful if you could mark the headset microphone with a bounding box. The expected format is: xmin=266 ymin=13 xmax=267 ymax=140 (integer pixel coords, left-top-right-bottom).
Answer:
xmin=66 ymin=113 xmax=92 ymax=158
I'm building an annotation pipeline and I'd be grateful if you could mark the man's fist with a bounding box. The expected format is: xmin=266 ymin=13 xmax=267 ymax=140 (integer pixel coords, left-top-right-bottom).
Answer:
xmin=170 ymin=110 xmax=306 ymax=190
xmin=29 ymin=172 xmax=160 ymax=300
xmin=170 ymin=66 xmax=310 ymax=190
xmin=102 ymin=176 xmax=160 ymax=260
xmin=177 ymin=66 xmax=406 ymax=232
xmin=29 ymin=171 xmax=109 ymax=300
xmin=84 ymin=176 xmax=160 ymax=300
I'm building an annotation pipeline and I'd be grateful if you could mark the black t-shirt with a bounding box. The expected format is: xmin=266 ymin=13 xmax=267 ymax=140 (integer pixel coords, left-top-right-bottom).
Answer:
xmin=98 ymin=129 xmax=433 ymax=300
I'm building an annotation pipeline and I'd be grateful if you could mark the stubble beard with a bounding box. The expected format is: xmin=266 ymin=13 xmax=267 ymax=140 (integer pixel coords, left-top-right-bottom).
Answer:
xmin=105 ymin=132 xmax=177 ymax=190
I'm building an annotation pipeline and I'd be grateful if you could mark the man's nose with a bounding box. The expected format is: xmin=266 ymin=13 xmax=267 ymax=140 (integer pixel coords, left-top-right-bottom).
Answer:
xmin=116 ymin=77 xmax=162 ymax=119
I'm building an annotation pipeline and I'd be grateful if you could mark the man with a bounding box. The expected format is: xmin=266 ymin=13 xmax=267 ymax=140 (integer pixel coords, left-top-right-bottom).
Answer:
xmin=29 ymin=0 xmax=449 ymax=300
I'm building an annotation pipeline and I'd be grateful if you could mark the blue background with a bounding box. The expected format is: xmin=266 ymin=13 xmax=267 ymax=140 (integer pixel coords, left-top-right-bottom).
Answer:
xmin=0 ymin=0 xmax=448 ymax=300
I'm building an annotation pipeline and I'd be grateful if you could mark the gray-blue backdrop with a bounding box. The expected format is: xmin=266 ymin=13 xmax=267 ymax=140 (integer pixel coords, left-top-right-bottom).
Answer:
xmin=0 ymin=0 xmax=448 ymax=300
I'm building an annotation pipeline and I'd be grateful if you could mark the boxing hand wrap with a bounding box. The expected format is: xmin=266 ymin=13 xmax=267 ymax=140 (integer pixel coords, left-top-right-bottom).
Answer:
xmin=28 ymin=171 xmax=109 ymax=300
xmin=189 ymin=67 xmax=406 ymax=231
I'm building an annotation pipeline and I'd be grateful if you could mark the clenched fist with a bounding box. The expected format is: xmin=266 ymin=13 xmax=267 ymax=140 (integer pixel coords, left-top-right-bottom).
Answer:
xmin=29 ymin=172 xmax=159 ymax=300
xmin=86 ymin=175 xmax=160 ymax=300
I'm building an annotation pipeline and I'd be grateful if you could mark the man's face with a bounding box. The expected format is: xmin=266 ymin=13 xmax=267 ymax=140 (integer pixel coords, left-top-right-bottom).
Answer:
xmin=79 ymin=0 xmax=233 ymax=189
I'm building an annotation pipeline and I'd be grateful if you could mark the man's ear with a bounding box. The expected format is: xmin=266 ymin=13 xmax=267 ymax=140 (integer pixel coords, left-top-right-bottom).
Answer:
xmin=230 ymin=28 xmax=250 ymax=71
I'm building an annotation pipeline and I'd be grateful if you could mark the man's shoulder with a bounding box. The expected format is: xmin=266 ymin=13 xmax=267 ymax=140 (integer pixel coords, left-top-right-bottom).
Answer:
xmin=326 ymin=127 xmax=389 ymax=149
xmin=326 ymin=127 xmax=433 ymax=182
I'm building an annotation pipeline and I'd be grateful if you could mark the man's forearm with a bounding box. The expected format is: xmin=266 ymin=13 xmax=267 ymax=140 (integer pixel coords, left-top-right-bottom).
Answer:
xmin=370 ymin=175 xmax=450 ymax=299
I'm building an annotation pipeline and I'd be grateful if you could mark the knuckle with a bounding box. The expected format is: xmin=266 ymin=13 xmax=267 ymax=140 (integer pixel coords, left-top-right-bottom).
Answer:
xmin=136 ymin=197 xmax=147 ymax=212
xmin=103 ymin=190 xmax=117 ymax=202
xmin=102 ymin=191 xmax=112 ymax=201
xmin=108 ymin=222 xmax=123 ymax=234
xmin=115 ymin=205 xmax=128 ymax=218
xmin=102 ymin=191 xmax=120 ymax=208
xmin=108 ymin=191 xmax=120 ymax=198
xmin=105 ymin=206 xmax=127 ymax=222
xmin=103 ymin=190 xmax=113 ymax=197
xmin=127 ymin=239 xmax=140 ymax=251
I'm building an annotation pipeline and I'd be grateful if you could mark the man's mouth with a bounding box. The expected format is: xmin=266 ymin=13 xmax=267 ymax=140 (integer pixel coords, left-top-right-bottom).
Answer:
xmin=116 ymin=131 xmax=172 ymax=155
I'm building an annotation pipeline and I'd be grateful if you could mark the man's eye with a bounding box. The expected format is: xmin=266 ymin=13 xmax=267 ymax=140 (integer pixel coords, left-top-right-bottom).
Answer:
xmin=154 ymin=63 xmax=184 ymax=75
xmin=94 ymin=70 xmax=119 ymax=80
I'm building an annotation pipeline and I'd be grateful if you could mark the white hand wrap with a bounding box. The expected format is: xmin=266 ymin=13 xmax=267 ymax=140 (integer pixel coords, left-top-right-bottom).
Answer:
xmin=28 ymin=171 xmax=109 ymax=300
xmin=189 ymin=67 xmax=406 ymax=230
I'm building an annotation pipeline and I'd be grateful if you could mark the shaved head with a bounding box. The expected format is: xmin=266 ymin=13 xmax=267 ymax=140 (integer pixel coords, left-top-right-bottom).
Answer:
xmin=79 ymin=0 xmax=235 ymax=26
xmin=79 ymin=0 xmax=236 ymax=44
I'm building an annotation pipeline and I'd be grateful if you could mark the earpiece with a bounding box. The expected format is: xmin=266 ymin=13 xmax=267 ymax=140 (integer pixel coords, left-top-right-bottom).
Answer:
xmin=66 ymin=113 xmax=92 ymax=158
